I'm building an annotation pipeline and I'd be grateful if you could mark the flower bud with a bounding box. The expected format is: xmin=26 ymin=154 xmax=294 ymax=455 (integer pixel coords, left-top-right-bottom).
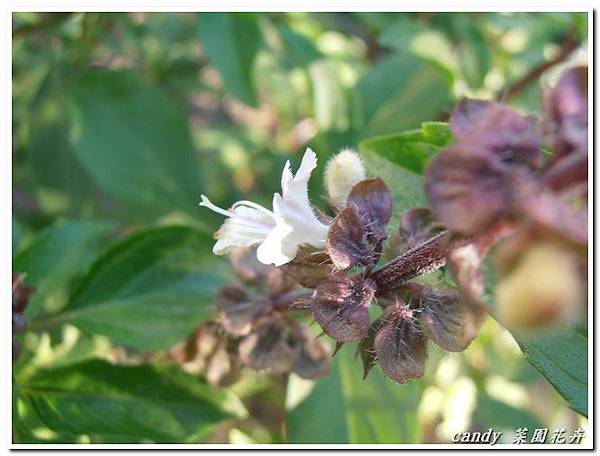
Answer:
xmin=325 ymin=149 xmax=366 ymax=208
xmin=375 ymin=302 xmax=427 ymax=384
xmin=495 ymin=241 xmax=584 ymax=333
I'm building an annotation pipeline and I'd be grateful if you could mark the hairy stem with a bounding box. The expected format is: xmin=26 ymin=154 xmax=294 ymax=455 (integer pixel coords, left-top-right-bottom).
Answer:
xmin=371 ymin=231 xmax=451 ymax=291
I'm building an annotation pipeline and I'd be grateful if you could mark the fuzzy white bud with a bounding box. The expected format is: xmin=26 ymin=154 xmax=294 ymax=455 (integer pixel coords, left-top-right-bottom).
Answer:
xmin=324 ymin=149 xmax=366 ymax=207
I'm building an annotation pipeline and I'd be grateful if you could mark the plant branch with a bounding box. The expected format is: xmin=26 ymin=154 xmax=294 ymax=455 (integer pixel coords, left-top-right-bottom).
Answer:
xmin=499 ymin=32 xmax=580 ymax=101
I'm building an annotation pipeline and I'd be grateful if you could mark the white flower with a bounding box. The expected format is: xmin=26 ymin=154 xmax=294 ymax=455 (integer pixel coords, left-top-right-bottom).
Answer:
xmin=199 ymin=148 xmax=330 ymax=267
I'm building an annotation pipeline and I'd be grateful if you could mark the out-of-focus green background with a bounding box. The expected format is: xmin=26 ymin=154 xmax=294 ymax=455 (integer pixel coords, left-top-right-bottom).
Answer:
xmin=12 ymin=12 xmax=587 ymax=444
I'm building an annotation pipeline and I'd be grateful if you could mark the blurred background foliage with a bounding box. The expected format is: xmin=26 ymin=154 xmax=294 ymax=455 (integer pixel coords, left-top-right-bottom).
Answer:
xmin=12 ymin=12 xmax=587 ymax=444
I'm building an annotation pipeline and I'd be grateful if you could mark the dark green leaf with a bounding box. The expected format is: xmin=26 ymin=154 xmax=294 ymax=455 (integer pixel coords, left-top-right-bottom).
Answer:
xmin=57 ymin=226 xmax=227 ymax=351
xmin=197 ymin=13 xmax=260 ymax=106
xmin=278 ymin=26 xmax=322 ymax=65
xmin=13 ymin=220 xmax=117 ymax=318
xmin=19 ymin=359 xmax=245 ymax=442
xmin=517 ymin=331 xmax=587 ymax=417
xmin=355 ymin=55 xmax=452 ymax=137
xmin=378 ymin=15 xmax=427 ymax=52
xmin=69 ymin=70 xmax=202 ymax=218
xmin=27 ymin=65 xmax=96 ymax=215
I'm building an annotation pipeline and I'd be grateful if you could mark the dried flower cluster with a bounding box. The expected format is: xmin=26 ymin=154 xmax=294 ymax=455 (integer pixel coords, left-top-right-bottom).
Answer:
xmin=170 ymin=248 xmax=331 ymax=386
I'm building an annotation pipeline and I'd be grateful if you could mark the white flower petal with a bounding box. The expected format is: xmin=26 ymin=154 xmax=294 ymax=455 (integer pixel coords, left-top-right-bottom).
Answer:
xmin=256 ymin=220 xmax=296 ymax=266
xmin=199 ymin=195 xmax=276 ymax=256
xmin=274 ymin=148 xmax=329 ymax=248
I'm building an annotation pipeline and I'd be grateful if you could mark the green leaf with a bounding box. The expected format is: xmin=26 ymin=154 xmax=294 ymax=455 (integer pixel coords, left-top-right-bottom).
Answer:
xmin=359 ymin=146 xmax=427 ymax=228
xmin=196 ymin=13 xmax=260 ymax=106
xmin=69 ymin=70 xmax=202 ymax=218
xmin=19 ymin=359 xmax=245 ymax=442
xmin=517 ymin=330 xmax=587 ymax=417
xmin=13 ymin=220 xmax=117 ymax=318
xmin=458 ymin=31 xmax=491 ymax=88
xmin=278 ymin=25 xmax=321 ymax=64
xmin=56 ymin=226 xmax=227 ymax=351
xmin=359 ymin=122 xmax=451 ymax=175
xmin=355 ymin=54 xmax=452 ymax=137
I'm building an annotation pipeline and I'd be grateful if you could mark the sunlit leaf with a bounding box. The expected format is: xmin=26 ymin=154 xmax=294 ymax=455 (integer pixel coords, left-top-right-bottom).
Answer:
xmin=287 ymin=357 xmax=348 ymax=443
xmin=358 ymin=122 xmax=451 ymax=225
xmin=359 ymin=122 xmax=451 ymax=175
xmin=288 ymin=345 xmax=422 ymax=443
xmin=279 ymin=26 xmax=350 ymax=132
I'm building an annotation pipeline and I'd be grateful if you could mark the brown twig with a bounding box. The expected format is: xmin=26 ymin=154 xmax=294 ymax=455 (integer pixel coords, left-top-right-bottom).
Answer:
xmin=499 ymin=33 xmax=580 ymax=101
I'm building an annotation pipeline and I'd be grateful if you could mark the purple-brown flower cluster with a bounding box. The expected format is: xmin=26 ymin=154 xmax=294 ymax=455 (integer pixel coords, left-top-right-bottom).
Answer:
xmin=305 ymin=179 xmax=485 ymax=383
